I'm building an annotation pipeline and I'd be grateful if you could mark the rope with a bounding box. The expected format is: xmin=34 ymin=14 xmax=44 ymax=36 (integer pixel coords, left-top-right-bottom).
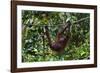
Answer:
xmin=31 ymin=16 xmax=89 ymax=27
xmin=73 ymin=17 xmax=89 ymax=24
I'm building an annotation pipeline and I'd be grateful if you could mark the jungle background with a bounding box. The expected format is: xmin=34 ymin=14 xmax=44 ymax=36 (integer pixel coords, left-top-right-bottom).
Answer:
xmin=22 ymin=10 xmax=90 ymax=62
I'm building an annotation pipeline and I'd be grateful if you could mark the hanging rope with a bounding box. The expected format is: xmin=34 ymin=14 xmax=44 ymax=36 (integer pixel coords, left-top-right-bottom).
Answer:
xmin=32 ymin=16 xmax=89 ymax=27
xmin=73 ymin=17 xmax=89 ymax=24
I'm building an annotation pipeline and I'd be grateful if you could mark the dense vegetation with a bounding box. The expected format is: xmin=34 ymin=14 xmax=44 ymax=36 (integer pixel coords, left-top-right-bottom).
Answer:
xmin=22 ymin=10 xmax=90 ymax=62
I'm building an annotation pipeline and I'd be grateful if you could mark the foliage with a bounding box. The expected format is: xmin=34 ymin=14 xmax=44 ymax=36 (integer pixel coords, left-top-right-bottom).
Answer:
xmin=22 ymin=10 xmax=90 ymax=62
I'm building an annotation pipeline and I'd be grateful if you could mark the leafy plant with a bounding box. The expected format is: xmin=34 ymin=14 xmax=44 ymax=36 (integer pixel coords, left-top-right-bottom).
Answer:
xmin=22 ymin=10 xmax=90 ymax=62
